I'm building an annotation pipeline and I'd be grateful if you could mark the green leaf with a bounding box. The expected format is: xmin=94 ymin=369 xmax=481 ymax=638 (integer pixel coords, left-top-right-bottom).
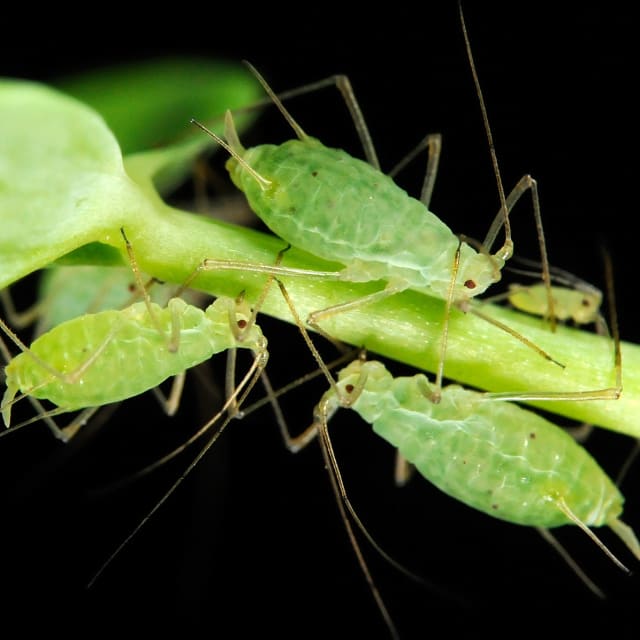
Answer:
xmin=0 ymin=60 xmax=263 ymax=287
xmin=56 ymin=58 xmax=264 ymax=200
xmin=56 ymin=58 xmax=262 ymax=155
xmin=0 ymin=79 xmax=147 ymax=284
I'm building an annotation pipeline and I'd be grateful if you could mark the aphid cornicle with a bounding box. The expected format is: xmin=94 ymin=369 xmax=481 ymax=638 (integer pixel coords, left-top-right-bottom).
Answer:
xmin=313 ymin=358 xmax=640 ymax=561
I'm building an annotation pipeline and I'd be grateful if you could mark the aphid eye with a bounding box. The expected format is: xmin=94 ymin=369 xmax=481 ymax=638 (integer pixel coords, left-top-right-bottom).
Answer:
xmin=581 ymin=298 xmax=591 ymax=307
xmin=464 ymin=279 xmax=477 ymax=289
xmin=311 ymin=170 xmax=318 ymax=177
xmin=529 ymin=432 xmax=536 ymax=439
xmin=237 ymin=319 xmax=247 ymax=329
xmin=127 ymin=283 xmax=136 ymax=292
xmin=345 ymin=384 xmax=355 ymax=394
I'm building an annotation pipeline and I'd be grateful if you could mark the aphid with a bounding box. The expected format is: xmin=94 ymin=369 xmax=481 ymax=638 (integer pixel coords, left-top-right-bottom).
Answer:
xmin=507 ymin=282 xmax=603 ymax=328
xmin=0 ymin=230 xmax=269 ymax=440
xmin=190 ymin=8 xmax=571 ymax=398
xmin=2 ymin=294 xmax=264 ymax=417
xmin=308 ymin=356 xmax=640 ymax=583
xmin=489 ymin=255 xmax=608 ymax=334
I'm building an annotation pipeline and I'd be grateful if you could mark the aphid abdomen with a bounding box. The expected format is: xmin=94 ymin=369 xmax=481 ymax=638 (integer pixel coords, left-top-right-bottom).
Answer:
xmin=349 ymin=366 xmax=623 ymax=529
xmin=228 ymin=139 xmax=462 ymax=291
xmin=4 ymin=299 xmax=232 ymax=412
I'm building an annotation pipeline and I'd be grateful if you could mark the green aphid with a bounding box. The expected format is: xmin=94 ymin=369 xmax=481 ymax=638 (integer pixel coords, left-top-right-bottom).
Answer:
xmin=313 ymin=358 xmax=639 ymax=571
xmin=1 ymin=295 xmax=268 ymax=436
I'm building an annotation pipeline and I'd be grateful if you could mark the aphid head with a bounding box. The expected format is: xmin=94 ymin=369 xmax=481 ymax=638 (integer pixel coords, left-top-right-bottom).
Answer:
xmin=572 ymin=290 xmax=603 ymax=324
xmin=335 ymin=359 xmax=391 ymax=419
xmin=457 ymin=245 xmax=503 ymax=298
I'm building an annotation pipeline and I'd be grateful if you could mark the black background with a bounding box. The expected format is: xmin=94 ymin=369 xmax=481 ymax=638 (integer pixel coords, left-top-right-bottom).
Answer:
xmin=1 ymin=3 xmax=638 ymax=638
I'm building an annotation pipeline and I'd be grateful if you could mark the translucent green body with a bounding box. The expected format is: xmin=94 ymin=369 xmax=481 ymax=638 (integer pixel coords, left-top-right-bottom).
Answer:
xmin=328 ymin=360 xmax=623 ymax=528
xmin=509 ymin=283 xmax=602 ymax=325
xmin=2 ymin=297 xmax=264 ymax=422
xmin=227 ymin=139 xmax=501 ymax=301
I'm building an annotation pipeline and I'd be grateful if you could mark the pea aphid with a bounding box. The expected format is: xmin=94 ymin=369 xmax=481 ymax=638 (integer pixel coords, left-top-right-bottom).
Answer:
xmin=190 ymin=13 xmax=571 ymax=399
xmin=488 ymin=254 xmax=608 ymax=334
xmin=309 ymin=357 xmax=639 ymax=574
xmin=3 ymin=295 xmax=264 ymax=419
xmin=0 ymin=230 xmax=269 ymax=440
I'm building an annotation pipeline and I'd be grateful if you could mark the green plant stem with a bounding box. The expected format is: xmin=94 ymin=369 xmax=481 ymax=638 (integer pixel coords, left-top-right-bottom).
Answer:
xmin=92 ymin=201 xmax=640 ymax=439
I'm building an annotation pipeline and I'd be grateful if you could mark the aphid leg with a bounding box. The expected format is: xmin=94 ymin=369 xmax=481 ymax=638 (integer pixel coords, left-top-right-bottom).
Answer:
xmin=459 ymin=2 xmax=556 ymax=332
xmin=245 ymin=64 xmax=446 ymax=194
xmin=0 ymin=329 xmax=67 ymax=441
xmin=563 ymin=422 xmax=595 ymax=443
xmin=227 ymin=348 xmax=358 ymax=453
xmin=536 ymin=527 xmax=606 ymax=598
xmin=305 ymin=279 xmax=409 ymax=335
xmin=0 ymin=287 xmax=67 ymax=439
xmin=243 ymin=62 xmax=381 ymax=170
xmin=0 ymin=287 xmax=44 ymax=330
xmin=466 ymin=304 xmax=565 ymax=367
xmin=393 ymin=453 xmax=415 ymax=487
xmin=274 ymin=278 xmax=344 ymax=399
xmin=58 ymin=406 xmax=103 ymax=440
xmin=149 ymin=371 xmax=187 ymax=417
xmin=120 ymin=227 xmax=178 ymax=351
xmin=615 ymin=440 xmax=640 ymax=487
xmin=314 ymin=393 xmax=400 ymax=640
xmin=117 ymin=230 xmax=212 ymax=421
xmin=388 ymin=133 xmax=442 ymax=210
xmin=129 ymin=350 xmax=359 ymax=488
xmin=481 ymin=175 xmax=555 ymax=329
